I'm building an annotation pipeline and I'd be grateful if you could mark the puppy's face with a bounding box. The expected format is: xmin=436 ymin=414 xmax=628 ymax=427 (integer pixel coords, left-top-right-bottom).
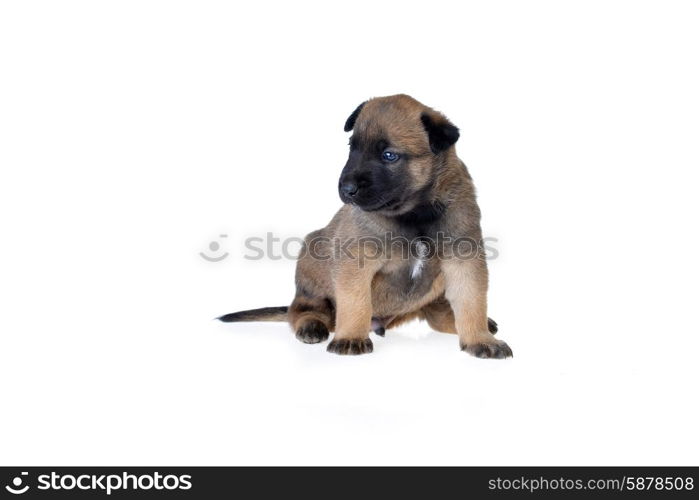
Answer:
xmin=338 ymin=94 xmax=459 ymax=215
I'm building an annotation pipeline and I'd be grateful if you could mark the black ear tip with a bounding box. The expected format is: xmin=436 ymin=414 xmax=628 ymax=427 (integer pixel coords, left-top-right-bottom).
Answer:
xmin=344 ymin=101 xmax=367 ymax=132
xmin=446 ymin=123 xmax=460 ymax=142
xmin=421 ymin=111 xmax=460 ymax=153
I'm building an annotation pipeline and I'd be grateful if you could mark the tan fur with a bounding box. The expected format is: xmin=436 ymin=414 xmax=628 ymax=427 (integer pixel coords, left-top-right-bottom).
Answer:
xmin=289 ymin=95 xmax=511 ymax=357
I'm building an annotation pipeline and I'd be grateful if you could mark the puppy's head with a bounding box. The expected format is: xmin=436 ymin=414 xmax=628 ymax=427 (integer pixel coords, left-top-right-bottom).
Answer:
xmin=338 ymin=94 xmax=459 ymax=215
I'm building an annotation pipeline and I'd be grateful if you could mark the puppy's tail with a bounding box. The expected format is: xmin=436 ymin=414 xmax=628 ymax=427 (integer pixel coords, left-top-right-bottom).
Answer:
xmin=217 ymin=306 xmax=288 ymax=323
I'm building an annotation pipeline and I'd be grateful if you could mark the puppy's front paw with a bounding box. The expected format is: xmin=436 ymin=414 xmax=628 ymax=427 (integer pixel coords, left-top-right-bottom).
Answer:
xmin=295 ymin=320 xmax=329 ymax=344
xmin=461 ymin=339 xmax=513 ymax=359
xmin=327 ymin=337 xmax=373 ymax=355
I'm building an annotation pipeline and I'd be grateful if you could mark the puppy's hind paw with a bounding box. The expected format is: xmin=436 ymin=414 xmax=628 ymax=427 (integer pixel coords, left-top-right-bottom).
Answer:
xmin=487 ymin=317 xmax=498 ymax=334
xmin=295 ymin=320 xmax=329 ymax=344
xmin=461 ymin=339 xmax=513 ymax=359
xmin=327 ymin=337 xmax=373 ymax=355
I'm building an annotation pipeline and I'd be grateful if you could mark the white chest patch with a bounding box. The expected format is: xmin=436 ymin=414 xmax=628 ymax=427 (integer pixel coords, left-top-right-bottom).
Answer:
xmin=411 ymin=241 xmax=429 ymax=280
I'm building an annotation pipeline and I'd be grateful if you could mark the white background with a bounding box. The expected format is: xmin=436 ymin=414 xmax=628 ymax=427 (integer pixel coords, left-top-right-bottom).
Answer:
xmin=1 ymin=1 xmax=698 ymax=466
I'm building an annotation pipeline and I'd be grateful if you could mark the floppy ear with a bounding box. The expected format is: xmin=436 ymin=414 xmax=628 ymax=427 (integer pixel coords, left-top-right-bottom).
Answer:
xmin=420 ymin=112 xmax=460 ymax=154
xmin=344 ymin=101 xmax=367 ymax=132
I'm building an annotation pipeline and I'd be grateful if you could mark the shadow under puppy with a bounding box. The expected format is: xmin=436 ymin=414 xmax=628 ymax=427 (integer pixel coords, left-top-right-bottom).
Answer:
xmin=220 ymin=94 xmax=512 ymax=359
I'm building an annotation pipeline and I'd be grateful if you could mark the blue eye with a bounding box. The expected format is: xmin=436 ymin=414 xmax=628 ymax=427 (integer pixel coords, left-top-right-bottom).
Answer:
xmin=382 ymin=151 xmax=400 ymax=162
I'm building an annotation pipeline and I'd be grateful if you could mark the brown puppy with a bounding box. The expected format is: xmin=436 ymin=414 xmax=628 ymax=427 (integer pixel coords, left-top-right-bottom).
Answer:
xmin=220 ymin=94 xmax=512 ymax=359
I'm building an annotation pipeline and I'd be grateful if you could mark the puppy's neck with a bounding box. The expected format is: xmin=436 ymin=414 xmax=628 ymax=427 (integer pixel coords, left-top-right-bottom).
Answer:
xmin=392 ymin=200 xmax=446 ymax=233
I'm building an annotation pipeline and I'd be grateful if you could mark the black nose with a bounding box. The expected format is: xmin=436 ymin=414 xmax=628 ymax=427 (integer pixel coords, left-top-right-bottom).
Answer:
xmin=340 ymin=181 xmax=358 ymax=197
